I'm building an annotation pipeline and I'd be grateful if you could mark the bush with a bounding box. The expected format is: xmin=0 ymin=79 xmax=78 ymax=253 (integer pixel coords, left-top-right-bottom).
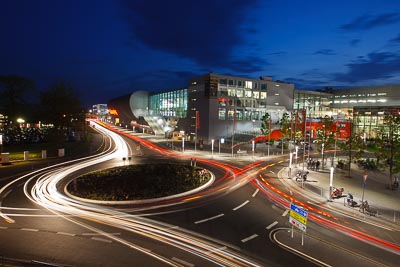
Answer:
xmin=68 ymin=164 xmax=211 ymax=200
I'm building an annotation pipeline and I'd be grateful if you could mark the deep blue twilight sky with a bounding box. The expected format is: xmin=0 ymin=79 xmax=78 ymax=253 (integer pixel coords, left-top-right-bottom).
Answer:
xmin=1 ymin=0 xmax=400 ymax=107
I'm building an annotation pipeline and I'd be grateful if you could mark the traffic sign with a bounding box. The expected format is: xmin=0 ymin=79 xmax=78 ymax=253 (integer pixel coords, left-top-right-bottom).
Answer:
xmin=289 ymin=217 xmax=306 ymax=231
xmin=289 ymin=203 xmax=308 ymax=232
xmin=290 ymin=203 xmax=308 ymax=218
xmin=290 ymin=210 xmax=307 ymax=225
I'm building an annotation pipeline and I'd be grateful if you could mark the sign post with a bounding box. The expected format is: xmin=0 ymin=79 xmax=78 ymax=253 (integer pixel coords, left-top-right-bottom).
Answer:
xmin=289 ymin=203 xmax=308 ymax=246
xmin=361 ymin=173 xmax=368 ymax=204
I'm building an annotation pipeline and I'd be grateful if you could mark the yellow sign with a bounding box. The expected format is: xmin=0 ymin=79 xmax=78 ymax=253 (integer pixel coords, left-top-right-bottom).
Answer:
xmin=290 ymin=210 xmax=307 ymax=225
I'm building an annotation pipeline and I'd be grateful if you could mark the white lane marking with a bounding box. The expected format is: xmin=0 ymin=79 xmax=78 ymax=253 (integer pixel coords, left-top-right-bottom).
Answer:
xmin=21 ymin=228 xmax=39 ymax=232
xmin=232 ymin=200 xmax=250 ymax=211
xmin=91 ymin=237 xmax=112 ymax=243
xmin=266 ymin=221 xmax=278 ymax=230
xmin=241 ymin=234 xmax=258 ymax=243
xmin=195 ymin=213 xmax=224 ymax=224
xmin=252 ymin=188 xmax=259 ymax=197
xmin=172 ymin=257 xmax=194 ymax=267
xmin=0 ymin=226 xmax=8 ymax=229
xmin=82 ymin=232 xmax=120 ymax=236
xmin=282 ymin=209 xmax=289 ymax=217
xmin=57 ymin=232 xmax=76 ymax=237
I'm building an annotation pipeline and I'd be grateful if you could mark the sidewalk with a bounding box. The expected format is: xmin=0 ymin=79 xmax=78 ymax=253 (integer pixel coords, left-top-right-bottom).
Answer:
xmin=281 ymin=162 xmax=400 ymax=223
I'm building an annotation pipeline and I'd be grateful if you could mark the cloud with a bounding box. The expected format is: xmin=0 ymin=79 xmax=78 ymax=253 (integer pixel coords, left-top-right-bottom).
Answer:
xmin=333 ymin=51 xmax=400 ymax=83
xmin=340 ymin=13 xmax=400 ymax=31
xmin=312 ymin=49 xmax=336 ymax=56
xmin=389 ymin=33 xmax=400 ymax=44
xmin=119 ymin=0 xmax=264 ymax=73
xmin=350 ymin=39 xmax=361 ymax=46
xmin=266 ymin=51 xmax=287 ymax=56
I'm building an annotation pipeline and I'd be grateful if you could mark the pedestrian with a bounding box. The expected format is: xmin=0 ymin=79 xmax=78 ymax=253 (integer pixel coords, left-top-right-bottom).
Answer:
xmin=394 ymin=176 xmax=399 ymax=189
xmin=316 ymin=160 xmax=320 ymax=171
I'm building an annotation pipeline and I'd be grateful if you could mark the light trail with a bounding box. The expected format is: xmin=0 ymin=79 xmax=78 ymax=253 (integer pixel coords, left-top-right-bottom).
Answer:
xmin=2 ymin=121 xmax=263 ymax=267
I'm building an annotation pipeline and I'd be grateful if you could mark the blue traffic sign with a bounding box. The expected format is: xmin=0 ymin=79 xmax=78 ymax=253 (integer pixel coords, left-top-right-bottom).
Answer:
xmin=290 ymin=203 xmax=308 ymax=218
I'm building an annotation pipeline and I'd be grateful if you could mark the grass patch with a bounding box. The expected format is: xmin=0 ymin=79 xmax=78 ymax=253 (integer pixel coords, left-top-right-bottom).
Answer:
xmin=68 ymin=164 xmax=211 ymax=201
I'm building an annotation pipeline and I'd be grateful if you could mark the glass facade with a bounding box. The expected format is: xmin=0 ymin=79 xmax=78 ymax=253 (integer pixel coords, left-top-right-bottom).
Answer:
xmin=149 ymin=88 xmax=188 ymax=118
xmin=217 ymin=78 xmax=270 ymax=122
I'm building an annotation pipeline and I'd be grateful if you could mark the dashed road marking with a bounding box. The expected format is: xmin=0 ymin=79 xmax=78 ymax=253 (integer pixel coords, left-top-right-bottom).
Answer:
xmin=282 ymin=209 xmax=289 ymax=217
xmin=21 ymin=228 xmax=39 ymax=232
xmin=0 ymin=226 xmax=8 ymax=229
xmin=241 ymin=234 xmax=258 ymax=243
xmin=57 ymin=232 xmax=76 ymax=237
xmin=233 ymin=200 xmax=250 ymax=211
xmin=266 ymin=221 xmax=278 ymax=230
xmin=172 ymin=257 xmax=194 ymax=267
xmin=252 ymin=189 xmax=259 ymax=197
xmin=195 ymin=213 xmax=224 ymax=224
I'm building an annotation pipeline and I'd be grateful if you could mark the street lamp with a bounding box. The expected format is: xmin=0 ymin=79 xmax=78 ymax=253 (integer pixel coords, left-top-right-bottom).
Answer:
xmin=182 ymin=136 xmax=185 ymax=152
xmin=17 ymin=118 xmax=25 ymax=127
xmin=252 ymin=140 xmax=255 ymax=159
xmin=289 ymin=152 xmax=293 ymax=178
xmin=329 ymin=167 xmax=334 ymax=201
xmin=211 ymin=139 xmax=214 ymax=157
xmin=295 ymin=146 xmax=299 ymax=166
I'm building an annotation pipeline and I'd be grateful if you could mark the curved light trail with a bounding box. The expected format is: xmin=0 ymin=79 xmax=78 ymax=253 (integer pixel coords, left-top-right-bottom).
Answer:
xmin=1 ymin=121 xmax=263 ymax=266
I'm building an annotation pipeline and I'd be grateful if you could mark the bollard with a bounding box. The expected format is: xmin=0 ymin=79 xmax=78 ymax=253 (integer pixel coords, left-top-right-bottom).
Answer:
xmin=1 ymin=153 xmax=10 ymax=164
xmin=42 ymin=150 xmax=47 ymax=159
xmin=24 ymin=151 xmax=30 ymax=160
xmin=58 ymin=148 xmax=65 ymax=157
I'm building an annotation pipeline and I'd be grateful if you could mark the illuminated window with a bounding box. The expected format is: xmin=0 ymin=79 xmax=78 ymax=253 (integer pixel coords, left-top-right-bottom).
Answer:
xmin=245 ymin=90 xmax=252 ymax=97
xmin=245 ymin=81 xmax=253 ymax=89
xmin=253 ymin=91 xmax=260 ymax=99
xmin=228 ymin=89 xmax=236 ymax=97
xmin=218 ymin=108 xmax=226 ymax=120
xmin=260 ymin=92 xmax=267 ymax=99
xmin=236 ymin=89 xmax=243 ymax=97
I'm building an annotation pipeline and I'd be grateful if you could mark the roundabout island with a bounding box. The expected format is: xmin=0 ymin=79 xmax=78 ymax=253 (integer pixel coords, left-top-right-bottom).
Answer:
xmin=66 ymin=163 xmax=212 ymax=201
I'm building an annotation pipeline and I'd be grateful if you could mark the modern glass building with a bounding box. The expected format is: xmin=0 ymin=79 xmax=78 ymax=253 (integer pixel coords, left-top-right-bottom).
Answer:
xmin=107 ymin=72 xmax=400 ymax=143
xmin=149 ymin=88 xmax=188 ymax=118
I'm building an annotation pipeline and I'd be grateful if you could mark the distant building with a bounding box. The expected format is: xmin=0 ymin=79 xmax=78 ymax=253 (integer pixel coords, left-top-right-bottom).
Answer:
xmin=92 ymin=104 xmax=109 ymax=116
xmin=107 ymin=72 xmax=400 ymax=143
xmin=108 ymin=73 xmax=294 ymax=142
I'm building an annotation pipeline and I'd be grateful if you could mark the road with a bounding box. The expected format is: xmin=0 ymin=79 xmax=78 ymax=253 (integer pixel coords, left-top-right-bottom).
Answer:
xmin=1 ymin=121 xmax=399 ymax=266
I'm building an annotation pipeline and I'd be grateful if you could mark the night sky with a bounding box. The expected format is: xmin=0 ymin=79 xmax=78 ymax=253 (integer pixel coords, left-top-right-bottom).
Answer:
xmin=1 ymin=0 xmax=400 ymax=107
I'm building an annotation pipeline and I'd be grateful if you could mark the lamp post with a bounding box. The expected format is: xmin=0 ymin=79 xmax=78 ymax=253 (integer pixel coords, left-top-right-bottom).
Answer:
xmin=182 ymin=136 xmax=185 ymax=153
xmin=361 ymin=173 xmax=368 ymax=205
xmin=329 ymin=167 xmax=334 ymax=201
xmin=289 ymin=152 xmax=293 ymax=178
xmin=295 ymin=146 xmax=299 ymax=166
xmin=252 ymin=140 xmax=255 ymax=159
xmin=211 ymin=139 xmax=214 ymax=157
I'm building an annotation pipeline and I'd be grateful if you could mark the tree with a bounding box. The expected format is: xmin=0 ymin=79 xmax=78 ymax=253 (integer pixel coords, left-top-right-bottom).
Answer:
xmin=339 ymin=132 xmax=366 ymax=177
xmin=374 ymin=114 xmax=400 ymax=189
xmin=0 ymin=75 xmax=35 ymax=123
xmin=39 ymin=82 xmax=84 ymax=129
xmin=260 ymin=113 xmax=271 ymax=142
xmin=278 ymin=112 xmax=291 ymax=154
xmin=314 ymin=116 xmax=336 ymax=168
xmin=260 ymin=113 xmax=272 ymax=156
